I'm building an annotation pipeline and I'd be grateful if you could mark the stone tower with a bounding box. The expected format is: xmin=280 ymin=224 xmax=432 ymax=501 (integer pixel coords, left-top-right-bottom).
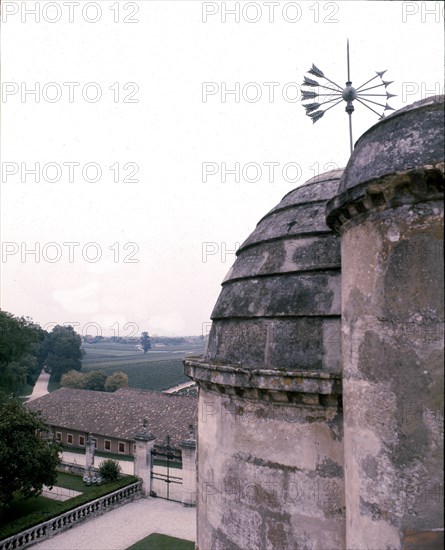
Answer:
xmin=326 ymin=95 xmax=444 ymax=549
xmin=185 ymin=96 xmax=444 ymax=550
xmin=185 ymin=169 xmax=346 ymax=549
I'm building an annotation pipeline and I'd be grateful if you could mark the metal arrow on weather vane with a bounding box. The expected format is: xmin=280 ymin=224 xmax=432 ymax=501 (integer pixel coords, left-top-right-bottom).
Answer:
xmin=301 ymin=39 xmax=396 ymax=154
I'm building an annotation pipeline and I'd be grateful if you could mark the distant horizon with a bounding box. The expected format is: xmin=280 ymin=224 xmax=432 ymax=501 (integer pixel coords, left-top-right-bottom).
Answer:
xmin=0 ymin=306 xmax=211 ymax=339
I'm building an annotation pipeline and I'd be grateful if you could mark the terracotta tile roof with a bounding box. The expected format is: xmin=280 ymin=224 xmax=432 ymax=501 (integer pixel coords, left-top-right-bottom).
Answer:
xmin=27 ymin=387 xmax=197 ymax=448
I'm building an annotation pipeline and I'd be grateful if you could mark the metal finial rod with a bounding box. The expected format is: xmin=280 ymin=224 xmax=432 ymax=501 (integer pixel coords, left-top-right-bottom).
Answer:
xmin=348 ymin=113 xmax=353 ymax=155
xmin=346 ymin=39 xmax=353 ymax=154
xmin=300 ymin=41 xmax=395 ymax=156
xmin=347 ymin=39 xmax=351 ymax=82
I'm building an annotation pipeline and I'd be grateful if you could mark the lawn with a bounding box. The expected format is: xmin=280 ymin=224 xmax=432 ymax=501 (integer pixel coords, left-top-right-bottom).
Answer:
xmin=0 ymin=474 xmax=138 ymax=540
xmin=0 ymin=495 xmax=61 ymax=527
xmin=127 ymin=533 xmax=195 ymax=550
xmin=56 ymin=472 xmax=94 ymax=492
xmin=0 ymin=473 xmax=91 ymax=529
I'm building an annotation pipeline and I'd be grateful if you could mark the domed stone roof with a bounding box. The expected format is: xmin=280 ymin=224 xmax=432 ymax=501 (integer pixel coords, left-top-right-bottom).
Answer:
xmin=204 ymin=169 xmax=344 ymax=372
xmin=327 ymin=96 xmax=444 ymax=231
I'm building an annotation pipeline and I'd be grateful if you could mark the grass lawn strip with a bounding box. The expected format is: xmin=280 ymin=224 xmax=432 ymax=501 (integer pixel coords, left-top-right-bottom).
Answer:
xmin=0 ymin=475 xmax=139 ymax=540
xmin=127 ymin=533 xmax=195 ymax=550
xmin=55 ymin=472 xmax=89 ymax=492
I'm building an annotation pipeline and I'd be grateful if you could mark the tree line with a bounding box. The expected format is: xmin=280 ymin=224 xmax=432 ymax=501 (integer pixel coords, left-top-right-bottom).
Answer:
xmin=0 ymin=311 xmax=86 ymax=400
xmin=0 ymin=310 xmax=141 ymax=399
xmin=0 ymin=312 xmax=47 ymax=400
xmin=0 ymin=310 xmax=151 ymax=516
xmin=60 ymin=370 xmax=128 ymax=392
xmin=0 ymin=311 xmax=61 ymax=516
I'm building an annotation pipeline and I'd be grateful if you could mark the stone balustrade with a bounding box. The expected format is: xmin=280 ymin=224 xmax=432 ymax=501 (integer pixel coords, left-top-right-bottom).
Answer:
xmin=0 ymin=481 xmax=142 ymax=550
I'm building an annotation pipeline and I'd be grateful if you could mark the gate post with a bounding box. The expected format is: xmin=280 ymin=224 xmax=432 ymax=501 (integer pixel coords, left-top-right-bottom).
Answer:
xmin=180 ymin=425 xmax=197 ymax=507
xmin=85 ymin=433 xmax=95 ymax=475
xmin=134 ymin=420 xmax=156 ymax=496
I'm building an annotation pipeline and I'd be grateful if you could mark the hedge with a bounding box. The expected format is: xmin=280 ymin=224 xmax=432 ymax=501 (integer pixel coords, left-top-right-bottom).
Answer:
xmin=0 ymin=475 xmax=139 ymax=540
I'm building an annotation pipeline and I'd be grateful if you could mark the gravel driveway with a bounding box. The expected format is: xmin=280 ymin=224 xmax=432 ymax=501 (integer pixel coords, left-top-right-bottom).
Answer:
xmin=26 ymin=370 xmax=50 ymax=402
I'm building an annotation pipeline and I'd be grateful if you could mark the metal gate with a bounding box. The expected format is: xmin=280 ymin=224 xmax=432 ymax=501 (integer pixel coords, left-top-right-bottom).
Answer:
xmin=150 ymin=435 xmax=183 ymax=502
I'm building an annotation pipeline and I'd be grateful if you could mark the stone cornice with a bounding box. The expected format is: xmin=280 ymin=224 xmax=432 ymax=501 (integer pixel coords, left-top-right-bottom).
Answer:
xmin=183 ymin=357 xmax=342 ymax=409
xmin=326 ymin=164 xmax=444 ymax=234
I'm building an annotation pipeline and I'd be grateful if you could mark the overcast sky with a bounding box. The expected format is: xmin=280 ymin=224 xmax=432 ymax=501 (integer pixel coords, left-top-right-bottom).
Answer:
xmin=1 ymin=1 xmax=444 ymax=337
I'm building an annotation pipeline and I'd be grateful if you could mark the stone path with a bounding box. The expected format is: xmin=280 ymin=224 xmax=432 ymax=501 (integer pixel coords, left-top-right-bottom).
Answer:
xmin=26 ymin=370 xmax=50 ymax=402
xmin=32 ymin=497 xmax=196 ymax=549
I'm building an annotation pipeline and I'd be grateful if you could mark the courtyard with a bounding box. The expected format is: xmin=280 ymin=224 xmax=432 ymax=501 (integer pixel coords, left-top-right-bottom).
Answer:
xmin=31 ymin=497 xmax=196 ymax=550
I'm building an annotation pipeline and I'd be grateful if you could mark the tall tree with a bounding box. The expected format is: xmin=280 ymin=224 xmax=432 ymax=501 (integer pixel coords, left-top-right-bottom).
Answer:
xmin=42 ymin=325 xmax=83 ymax=382
xmin=0 ymin=400 xmax=61 ymax=513
xmin=0 ymin=311 xmax=44 ymax=401
xmin=140 ymin=331 xmax=151 ymax=354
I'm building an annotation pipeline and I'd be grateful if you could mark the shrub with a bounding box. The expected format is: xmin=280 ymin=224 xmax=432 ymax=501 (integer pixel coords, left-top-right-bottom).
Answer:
xmin=60 ymin=370 xmax=84 ymax=389
xmin=99 ymin=459 xmax=122 ymax=482
xmin=82 ymin=371 xmax=107 ymax=391
xmin=104 ymin=372 xmax=129 ymax=392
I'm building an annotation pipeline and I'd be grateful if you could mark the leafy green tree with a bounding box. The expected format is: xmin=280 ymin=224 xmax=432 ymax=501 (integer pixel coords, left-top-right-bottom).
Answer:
xmin=105 ymin=372 xmax=129 ymax=392
xmin=0 ymin=311 xmax=44 ymax=400
xmin=60 ymin=370 xmax=85 ymax=389
xmin=140 ymin=332 xmax=151 ymax=354
xmin=0 ymin=400 xmax=61 ymax=513
xmin=82 ymin=370 xmax=107 ymax=391
xmin=23 ymin=347 xmax=43 ymax=386
xmin=99 ymin=459 xmax=122 ymax=482
xmin=0 ymin=361 xmax=28 ymax=400
xmin=43 ymin=325 xmax=83 ymax=382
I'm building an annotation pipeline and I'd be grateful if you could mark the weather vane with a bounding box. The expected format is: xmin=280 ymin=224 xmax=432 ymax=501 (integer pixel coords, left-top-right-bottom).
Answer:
xmin=301 ymin=39 xmax=396 ymax=154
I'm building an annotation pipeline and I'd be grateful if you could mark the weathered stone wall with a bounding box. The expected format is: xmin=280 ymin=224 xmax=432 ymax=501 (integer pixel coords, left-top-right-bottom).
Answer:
xmin=327 ymin=95 xmax=444 ymax=549
xmin=191 ymin=374 xmax=344 ymax=550
xmin=186 ymin=170 xmax=346 ymax=549
xmin=181 ymin=439 xmax=197 ymax=507
xmin=186 ymin=98 xmax=443 ymax=550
